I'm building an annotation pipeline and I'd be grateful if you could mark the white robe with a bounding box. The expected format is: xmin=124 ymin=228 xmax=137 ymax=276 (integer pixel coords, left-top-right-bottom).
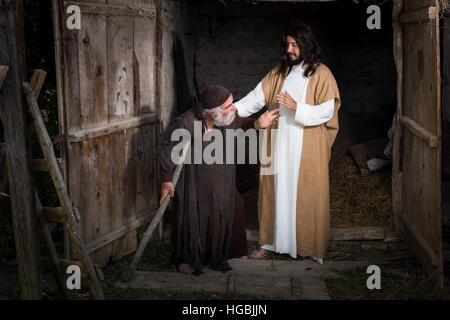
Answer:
xmin=235 ymin=63 xmax=335 ymax=261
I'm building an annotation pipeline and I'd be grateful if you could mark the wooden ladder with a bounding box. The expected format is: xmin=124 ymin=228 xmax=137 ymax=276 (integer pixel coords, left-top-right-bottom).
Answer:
xmin=7 ymin=68 xmax=105 ymax=299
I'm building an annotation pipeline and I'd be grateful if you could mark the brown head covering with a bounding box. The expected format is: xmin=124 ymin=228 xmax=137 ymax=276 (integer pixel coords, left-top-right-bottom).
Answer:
xmin=200 ymin=85 xmax=231 ymax=110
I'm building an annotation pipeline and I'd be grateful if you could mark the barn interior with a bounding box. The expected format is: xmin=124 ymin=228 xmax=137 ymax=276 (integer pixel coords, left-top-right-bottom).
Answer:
xmin=2 ymin=0 xmax=450 ymax=299
xmin=168 ymin=0 xmax=398 ymax=232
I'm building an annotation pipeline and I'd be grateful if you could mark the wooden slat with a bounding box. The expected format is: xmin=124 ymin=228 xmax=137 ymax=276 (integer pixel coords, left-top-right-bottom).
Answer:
xmin=399 ymin=115 xmax=439 ymax=147
xmin=87 ymin=208 xmax=157 ymax=253
xmin=0 ymin=1 xmax=42 ymax=299
xmin=44 ymin=207 xmax=66 ymax=223
xmin=63 ymin=1 xmax=156 ymax=17
xmin=330 ymin=227 xmax=385 ymax=241
xmin=23 ymin=82 xmax=104 ymax=299
xmin=35 ymin=191 xmax=71 ymax=299
xmin=133 ymin=0 xmax=159 ymax=240
xmin=400 ymin=6 xmax=437 ymax=24
xmin=30 ymin=69 xmax=47 ymax=99
xmin=32 ymin=158 xmax=63 ymax=172
xmin=67 ymin=113 xmax=157 ymax=142
xmin=107 ymin=0 xmax=137 ymax=261
xmin=77 ymin=4 xmax=111 ymax=267
xmin=0 ymin=65 xmax=8 ymax=90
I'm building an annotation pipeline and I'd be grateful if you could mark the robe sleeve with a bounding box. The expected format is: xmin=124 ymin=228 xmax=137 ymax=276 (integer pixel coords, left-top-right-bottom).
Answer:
xmin=234 ymin=82 xmax=266 ymax=117
xmin=305 ymin=64 xmax=341 ymax=146
xmin=294 ymin=98 xmax=335 ymax=127
xmin=234 ymin=115 xmax=256 ymax=130
xmin=159 ymin=117 xmax=185 ymax=182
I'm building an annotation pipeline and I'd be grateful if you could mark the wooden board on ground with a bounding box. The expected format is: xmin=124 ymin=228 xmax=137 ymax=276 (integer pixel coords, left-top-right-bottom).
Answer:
xmin=115 ymin=270 xmax=330 ymax=300
xmin=330 ymin=226 xmax=385 ymax=241
xmin=349 ymin=138 xmax=390 ymax=175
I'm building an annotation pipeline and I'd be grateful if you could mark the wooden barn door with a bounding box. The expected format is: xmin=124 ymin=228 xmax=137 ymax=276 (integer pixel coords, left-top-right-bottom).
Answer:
xmin=393 ymin=0 xmax=443 ymax=287
xmin=53 ymin=0 xmax=160 ymax=266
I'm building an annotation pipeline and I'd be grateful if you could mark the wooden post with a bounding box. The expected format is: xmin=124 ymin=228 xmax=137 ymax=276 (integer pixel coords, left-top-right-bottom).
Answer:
xmin=0 ymin=0 xmax=42 ymax=299
xmin=392 ymin=0 xmax=404 ymax=232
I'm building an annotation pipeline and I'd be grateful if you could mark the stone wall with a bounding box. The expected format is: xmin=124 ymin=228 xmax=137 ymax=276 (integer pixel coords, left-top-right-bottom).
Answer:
xmin=182 ymin=0 xmax=397 ymax=117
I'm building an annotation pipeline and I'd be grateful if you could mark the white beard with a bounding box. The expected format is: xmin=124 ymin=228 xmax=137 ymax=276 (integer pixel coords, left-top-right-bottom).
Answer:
xmin=213 ymin=109 xmax=236 ymax=127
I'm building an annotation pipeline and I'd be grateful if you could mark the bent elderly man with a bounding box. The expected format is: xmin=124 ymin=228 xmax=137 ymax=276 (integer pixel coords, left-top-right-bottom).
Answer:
xmin=159 ymin=85 xmax=279 ymax=274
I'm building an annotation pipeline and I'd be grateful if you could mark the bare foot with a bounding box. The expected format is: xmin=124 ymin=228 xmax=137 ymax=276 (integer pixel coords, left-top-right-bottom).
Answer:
xmin=240 ymin=255 xmax=249 ymax=259
xmin=250 ymin=247 xmax=268 ymax=259
xmin=178 ymin=263 xmax=194 ymax=274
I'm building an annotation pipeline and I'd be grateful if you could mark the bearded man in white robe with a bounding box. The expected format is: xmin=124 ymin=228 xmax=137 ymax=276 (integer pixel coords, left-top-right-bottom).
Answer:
xmin=234 ymin=22 xmax=341 ymax=264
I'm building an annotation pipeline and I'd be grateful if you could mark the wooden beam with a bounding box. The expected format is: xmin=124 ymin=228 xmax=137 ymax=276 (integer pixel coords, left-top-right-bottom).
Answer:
xmin=63 ymin=1 xmax=156 ymax=17
xmin=330 ymin=227 xmax=385 ymax=241
xmin=44 ymin=207 xmax=66 ymax=223
xmin=399 ymin=115 xmax=439 ymax=147
xmin=87 ymin=209 xmax=157 ymax=253
xmin=22 ymin=82 xmax=104 ymax=300
xmin=30 ymin=69 xmax=47 ymax=99
xmin=0 ymin=65 xmax=8 ymax=89
xmin=0 ymin=0 xmax=42 ymax=299
xmin=67 ymin=113 xmax=158 ymax=143
xmin=400 ymin=6 xmax=437 ymax=24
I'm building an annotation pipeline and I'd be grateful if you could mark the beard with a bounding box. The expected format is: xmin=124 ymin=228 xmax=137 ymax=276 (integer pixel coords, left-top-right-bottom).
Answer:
xmin=288 ymin=55 xmax=304 ymax=66
xmin=212 ymin=108 xmax=236 ymax=127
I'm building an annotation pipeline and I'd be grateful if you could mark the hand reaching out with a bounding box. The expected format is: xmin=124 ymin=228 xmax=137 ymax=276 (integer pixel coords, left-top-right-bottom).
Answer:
xmin=256 ymin=108 xmax=281 ymax=129
xmin=277 ymin=91 xmax=297 ymax=110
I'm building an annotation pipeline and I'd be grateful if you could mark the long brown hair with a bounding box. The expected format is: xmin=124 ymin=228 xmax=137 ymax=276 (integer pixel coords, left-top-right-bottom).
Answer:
xmin=277 ymin=22 xmax=322 ymax=78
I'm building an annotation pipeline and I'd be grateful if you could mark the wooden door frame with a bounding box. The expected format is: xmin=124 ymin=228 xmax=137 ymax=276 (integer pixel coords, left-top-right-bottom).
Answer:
xmin=392 ymin=0 xmax=443 ymax=288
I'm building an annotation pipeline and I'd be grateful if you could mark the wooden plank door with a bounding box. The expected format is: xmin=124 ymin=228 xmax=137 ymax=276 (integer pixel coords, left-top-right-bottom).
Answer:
xmin=392 ymin=0 xmax=443 ymax=287
xmin=53 ymin=0 xmax=160 ymax=266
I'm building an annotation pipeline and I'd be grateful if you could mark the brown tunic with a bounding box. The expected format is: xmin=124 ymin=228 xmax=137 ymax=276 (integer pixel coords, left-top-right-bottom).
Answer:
xmin=159 ymin=107 xmax=254 ymax=273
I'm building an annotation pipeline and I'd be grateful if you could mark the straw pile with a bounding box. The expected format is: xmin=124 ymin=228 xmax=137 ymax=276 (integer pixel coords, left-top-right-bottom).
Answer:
xmin=329 ymin=152 xmax=393 ymax=228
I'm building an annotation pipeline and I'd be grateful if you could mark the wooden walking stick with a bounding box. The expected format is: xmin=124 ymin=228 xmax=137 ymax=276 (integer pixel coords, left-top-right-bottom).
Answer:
xmin=126 ymin=139 xmax=191 ymax=278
